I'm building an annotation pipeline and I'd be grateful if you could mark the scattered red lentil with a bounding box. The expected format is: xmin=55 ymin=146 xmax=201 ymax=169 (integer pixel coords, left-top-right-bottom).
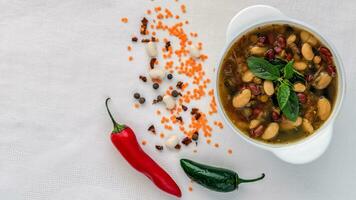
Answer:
xmin=228 ymin=149 xmax=233 ymax=155
xmin=188 ymin=186 xmax=193 ymax=192
xmin=141 ymin=140 xmax=147 ymax=145
xmin=128 ymin=56 xmax=133 ymax=61
xmin=128 ymin=3 xmax=224 ymax=150
xmin=121 ymin=17 xmax=128 ymax=23
xmin=133 ymin=103 xmax=140 ymax=109
xmin=214 ymin=143 xmax=219 ymax=148
xmin=127 ymin=45 xmax=132 ymax=51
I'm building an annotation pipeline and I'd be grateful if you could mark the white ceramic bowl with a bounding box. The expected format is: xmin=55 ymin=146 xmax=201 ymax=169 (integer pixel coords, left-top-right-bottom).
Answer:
xmin=215 ymin=5 xmax=345 ymax=164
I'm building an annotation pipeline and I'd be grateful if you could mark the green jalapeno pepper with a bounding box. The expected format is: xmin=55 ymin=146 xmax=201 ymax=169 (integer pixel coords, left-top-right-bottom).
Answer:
xmin=180 ymin=159 xmax=265 ymax=192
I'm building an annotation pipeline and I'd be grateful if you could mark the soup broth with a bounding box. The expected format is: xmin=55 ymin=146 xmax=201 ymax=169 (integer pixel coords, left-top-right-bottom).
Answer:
xmin=218 ymin=24 xmax=338 ymax=144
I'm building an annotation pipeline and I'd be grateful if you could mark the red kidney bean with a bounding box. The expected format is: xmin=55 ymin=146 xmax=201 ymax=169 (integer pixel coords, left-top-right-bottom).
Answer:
xmin=286 ymin=53 xmax=293 ymax=61
xmin=273 ymin=46 xmax=282 ymax=53
xmin=319 ymin=46 xmax=333 ymax=64
xmin=252 ymin=107 xmax=262 ymax=119
xmin=265 ymin=49 xmax=275 ymax=60
xmin=275 ymin=35 xmax=286 ymax=49
xmin=267 ymin=32 xmax=275 ymax=44
xmin=326 ymin=65 xmax=337 ymax=77
xmin=249 ymin=84 xmax=261 ymax=96
xmin=272 ymin=111 xmax=280 ymax=122
xmin=297 ymin=93 xmax=307 ymax=104
xmin=250 ymin=125 xmax=264 ymax=138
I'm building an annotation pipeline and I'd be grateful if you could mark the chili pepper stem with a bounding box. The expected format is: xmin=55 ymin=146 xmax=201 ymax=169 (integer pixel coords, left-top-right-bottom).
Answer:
xmin=105 ymin=98 xmax=126 ymax=133
xmin=237 ymin=173 xmax=265 ymax=184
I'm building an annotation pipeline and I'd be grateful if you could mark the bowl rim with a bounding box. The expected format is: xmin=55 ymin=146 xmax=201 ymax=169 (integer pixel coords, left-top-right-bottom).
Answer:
xmin=215 ymin=19 xmax=346 ymax=150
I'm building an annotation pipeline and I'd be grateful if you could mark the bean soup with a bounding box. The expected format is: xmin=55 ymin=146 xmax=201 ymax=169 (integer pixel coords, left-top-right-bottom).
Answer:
xmin=218 ymin=24 xmax=338 ymax=144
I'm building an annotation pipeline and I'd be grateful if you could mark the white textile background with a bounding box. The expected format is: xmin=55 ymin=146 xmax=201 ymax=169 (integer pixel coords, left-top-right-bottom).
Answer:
xmin=1 ymin=0 xmax=356 ymax=199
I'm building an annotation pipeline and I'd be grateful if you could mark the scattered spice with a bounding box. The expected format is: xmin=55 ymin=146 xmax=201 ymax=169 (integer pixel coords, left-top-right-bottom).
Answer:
xmin=133 ymin=93 xmax=140 ymax=99
xmin=160 ymin=133 xmax=165 ymax=138
xmin=150 ymin=58 xmax=157 ymax=69
xmin=176 ymin=81 xmax=184 ymax=89
xmin=140 ymin=17 xmax=148 ymax=35
xmin=128 ymin=56 xmax=133 ymax=61
xmin=182 ymin=137 xmax=192 ymax=146
xmin=139 ymin=75 xmax=147 ymax=82
xmin=181 ymin=105 xmax=188 ymax=111
xmin=133 ymin=103 xmax=140 ymax=109
xmin=174 ymin=144 xmax=181 ymax=149
xmin=188 ymin=186 xmax=193 ymax=192
xmin=141 ymin=140 xmax=147 ymax=145
xmin=128 ymin=3 xmax=223 ymax=151
xmin=121 ymin=17 xmax=128 ymax=23
xmin=153 ymin=83 xmax=160 ymax=89
xmin=214 ymin=143 xmax=219 ymax=148
xmin=192 ymin=132 xmax=199 ymax=141
xmin=155 ymin=145 xmax=163 ymax=151
xmin=165 ymin=41 xmax=171 ymax=51
xmin=127 ymin=45 xmax=132 ymax=51
xmin=148 ymin=125 xmax=156 ymax=134
xmin=132 ymin=36 xmax=138 ymax=42
xmin=139 ymin=97 xmax=146 ymax=104
xmin=228 ymin=149 xmax=233 ymax=155
xmin=176 ymin=116 xmax=183 ymax=123
xmin=141 ymin=38 xmax=150 ymax=43
xmin=171 ymin=90 xmax=179 ymax=97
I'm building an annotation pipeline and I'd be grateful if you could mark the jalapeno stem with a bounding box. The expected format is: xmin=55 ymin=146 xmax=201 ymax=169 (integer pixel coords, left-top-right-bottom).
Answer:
xmin=237 ymin=173 xmax=265 ymax=184
xmin=105 ymin=98 xmax=126 ymax=133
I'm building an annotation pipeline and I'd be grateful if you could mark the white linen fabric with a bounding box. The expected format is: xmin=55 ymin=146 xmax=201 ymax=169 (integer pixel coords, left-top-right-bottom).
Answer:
xmin=1 ymin=0 xmax=356 ymax=199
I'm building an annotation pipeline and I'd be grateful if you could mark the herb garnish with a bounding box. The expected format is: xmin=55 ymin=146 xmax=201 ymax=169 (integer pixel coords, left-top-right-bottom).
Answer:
xmin=247 ymin=56 xmax=301 ymax=121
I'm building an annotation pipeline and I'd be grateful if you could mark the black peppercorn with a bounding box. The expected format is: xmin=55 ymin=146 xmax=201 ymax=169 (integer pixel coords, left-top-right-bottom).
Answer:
xmin=139 ymin=97 xmax=146 ymax=104
xmin=167 ymin=74 xmax=173 ymax=80
xmin=133 ymin=93 xmax=140 ymax=99
xmin=172 ymin=90 xmax=179 ymax=97
xmin=153 ymin=83 xmax=159 ymax=89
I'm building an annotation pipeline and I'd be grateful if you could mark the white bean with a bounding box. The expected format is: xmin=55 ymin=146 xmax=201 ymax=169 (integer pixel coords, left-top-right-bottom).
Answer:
xmin=313 ymin=72 xmax=332 ymax=89
xmin=232 ymin=89 xmax=251 ymax=108
xmin=242 ymin=70 xmax=255 ymax=82
xmin=302 ymin=118 xmax=314 ymax=134
xmin=165 ymin=135 xmax=179 ymax=149
xmin=293 ymin=82 xmax=306 ymax=92
xmin=163 ymin=95 xmax=176 ymax=110
xmin=146 ymin=41 xmax=158 ymax=57
xmin=250 ymin=46 xmax=267 ymax=56
xmin=317 ymin=97 xmax=331 ymax=120
xmin=280 ymin=117 xmax=302 ymax=131
xmin=249 ymin=119 xmax=261 ymax=129
xmin=263 ymin=80 xmax=274 ymax=96
xmin=262 ymin=122 xmax=279 ymax=140
xmin=293 ymin=61 xmax=307 ymax=71
xmin=302 ymin=43 xmax=314 ymax=61
xmin=149 ymin=68 xmax=165 ymax=80
xmin=189 ymin=45 xmax=200 ymax=58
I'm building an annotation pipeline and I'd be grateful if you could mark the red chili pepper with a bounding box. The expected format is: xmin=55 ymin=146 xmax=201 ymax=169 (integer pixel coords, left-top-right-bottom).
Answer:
xmin=105 ymin=98 xmax=181 ymax=197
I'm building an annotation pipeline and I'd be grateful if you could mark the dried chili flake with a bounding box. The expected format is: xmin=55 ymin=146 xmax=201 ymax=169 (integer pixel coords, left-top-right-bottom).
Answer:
xmin=150 ymin=58 xmax=157 ymax=69
xmin=139 ymin=75 xmax=147 ymax=82
xmin=165 ymin=41 xmax=171 ymax=51
xmin=182 ymin=137 xmax=192 ymax=146
xmin=174 ymin=144 xmax=181 ymax=150
xmin=176 ymin=116 xmax=183 ymax=123
xmin=140 ymin=17 xmax=148 ymax=35
xmin=191 ymin=108 xmax=199 ymax=115
xmin=141 ymin=38 xmax=150 ymax=43
xmin=131 ymin=36 xmax=138 ymax=42
xmin=155 ymin=145 xmax=163 ymax=151
xmin=176 ymin=81 xmax=184 ymax=89
xmin=181 ymin=105 xmax=188 ymax=111
xmin=148 ymin=125 xmax=156 ymax=134
xmin=192 ymin=132 xmax=199 ymax=141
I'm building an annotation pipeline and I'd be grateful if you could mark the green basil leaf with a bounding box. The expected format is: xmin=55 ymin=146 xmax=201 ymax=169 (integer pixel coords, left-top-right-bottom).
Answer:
xmin=281 ymin=90 xmax=299 ymax=121
xmin=247 ymin=56 xmax=280 ymax=80
xmin=269 ymin=58 xmax=287 ymax=66
xmin=283 ymin=60 xmax=294 ymax=79
xmin=277 ymin=83 xmax=290 ymax=110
